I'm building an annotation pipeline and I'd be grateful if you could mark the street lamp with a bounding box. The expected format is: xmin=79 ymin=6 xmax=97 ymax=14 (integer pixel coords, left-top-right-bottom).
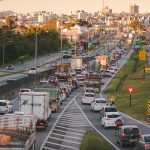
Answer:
xmin=35 ymin=25 xmax=38 ymax=69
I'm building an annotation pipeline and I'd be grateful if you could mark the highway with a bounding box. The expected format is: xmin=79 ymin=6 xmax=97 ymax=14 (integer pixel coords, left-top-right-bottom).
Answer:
xmin=2 ymin=32 xmax=145 ymax=150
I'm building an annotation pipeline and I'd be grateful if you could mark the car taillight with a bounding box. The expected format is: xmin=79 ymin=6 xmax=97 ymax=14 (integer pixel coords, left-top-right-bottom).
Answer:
xmin=144 ymin=144 xmax=150 ymax=148
xmin=106 ymin=118 xmax=111 ymax=120
xmin=121 ymin=134 xmax=126 ymax=139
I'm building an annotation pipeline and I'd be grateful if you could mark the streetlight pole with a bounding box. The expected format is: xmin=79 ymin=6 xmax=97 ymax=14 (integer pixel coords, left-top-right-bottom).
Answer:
xmin=60 ymin=20 xmax=63 ymax=63
xmin=35 ymin=25 xmax=38 ymax=69
xmin=2 ymin=40 xmax=5 ymax=65
xmin=75 ymin=31 xmax=77 ymax=58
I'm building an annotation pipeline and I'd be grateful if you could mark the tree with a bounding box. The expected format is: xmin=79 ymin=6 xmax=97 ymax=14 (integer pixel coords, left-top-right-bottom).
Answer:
xmin=5 ymin=17 xmax=15 ymax=29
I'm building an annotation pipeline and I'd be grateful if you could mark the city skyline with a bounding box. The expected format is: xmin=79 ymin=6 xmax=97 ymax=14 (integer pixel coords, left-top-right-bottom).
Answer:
xmin=0 ymin=0 xmax=150 ymax=14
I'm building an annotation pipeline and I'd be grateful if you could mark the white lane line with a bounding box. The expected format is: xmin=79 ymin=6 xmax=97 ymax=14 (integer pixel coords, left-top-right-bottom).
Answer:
xmin=51 ymin=133 xmax=82 ymax=140
xmin=55 ymin=125 xmax=86 ymax=133
xmin=121 ymin=113 xmax=150 ymax=129
xmin=61 ymin=115 xmax=84 ymax=119
xmin=48 ymin=136 xmax=81 ymax=145
xmin=45 ymin=141 xmax=79 ymax=150
xmin=42 ymin=146 xmax=57 ymax=150
xmin=40 ymin=91 xmax=82 ymax=150
xmin=58 ymin=120 xmax=88 ymax=124
xmin=59 ymin=118 xmax=87 ymax=122
xmin=57 ymin=122 xmax=90 ymax=127
xmin=53 ymin=129 xmax=84 ymax=136
xmin=74 ymin=100 xmax=120 ymax=150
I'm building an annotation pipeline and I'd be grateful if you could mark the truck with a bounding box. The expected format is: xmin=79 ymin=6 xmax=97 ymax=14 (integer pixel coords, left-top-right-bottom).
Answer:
xmin=34 ymin=84 xmax=60 ymax=113
xmin=84 ymin=74 xmax=102 ymax=93
xmin=96 ymin=55 xmax=109 ymax=69
xmin=55 ymin=64 xmax=71 ymax=81
xmin=0 ymin=113 xmax=36 ymax=150
xmin=20 ymin=92 xmax=51 ymax=130
xmin=71 ymin=58 xmax=83 ymax=70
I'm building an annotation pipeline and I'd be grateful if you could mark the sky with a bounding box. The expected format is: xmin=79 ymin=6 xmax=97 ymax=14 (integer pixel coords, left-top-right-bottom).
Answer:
xmin=0 ymin=0 xmax=149 ymax=14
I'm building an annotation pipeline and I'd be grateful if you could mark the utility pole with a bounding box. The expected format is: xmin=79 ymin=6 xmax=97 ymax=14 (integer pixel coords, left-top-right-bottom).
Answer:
xmin=35 ymin=25 xmax=38 ymax=69
xmin=60 ymin=19 xmax=63 ymax=63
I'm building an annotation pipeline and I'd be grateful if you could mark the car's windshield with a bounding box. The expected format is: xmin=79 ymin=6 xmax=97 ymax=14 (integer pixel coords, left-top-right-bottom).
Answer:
xmin=85 ymin=94 xmax=94 ymax=97
xmin=0 ymin=102 xmax=6 ymax=106
xmin=124 ymin=128 xmax=139 ymax=135
xmin=86 ymin=89 xmax=94 ymax=93
xmin=107 ymin=114 xmax=120 ymax=118
xmin=144 ymin=136 xmax=150 ymax=143
xmin=105 ymin=107 xmax=117 ymax=112
xmin=96 ymin=100 xmax=106 ymax=103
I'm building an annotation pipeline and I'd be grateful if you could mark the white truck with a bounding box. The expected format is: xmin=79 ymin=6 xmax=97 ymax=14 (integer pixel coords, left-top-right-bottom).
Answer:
xmin=20 ymin=92 xmax=51 ymax=130
xmin=71 ymin=58 xmax=83 ymax=70
xmin=0 ymin=113 xmax=36 ymax=150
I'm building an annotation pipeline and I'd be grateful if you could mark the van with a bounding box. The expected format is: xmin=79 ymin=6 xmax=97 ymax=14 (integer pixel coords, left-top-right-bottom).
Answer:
xmin=0 ymin=100 xmax=13 ymax=114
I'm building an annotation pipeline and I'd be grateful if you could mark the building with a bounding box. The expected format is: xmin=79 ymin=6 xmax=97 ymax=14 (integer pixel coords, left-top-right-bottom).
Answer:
xmin=130 ymin=4 xmax=139 ymax=14
xmin=101 ymin=6 xmax=112 ymax=15
xmin=77 ymin=11 xmax=87 ymax=20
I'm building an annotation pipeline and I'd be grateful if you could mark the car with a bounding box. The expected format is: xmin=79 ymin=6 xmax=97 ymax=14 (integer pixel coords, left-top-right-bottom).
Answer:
xmin=101 ymin=112 xmax=122 ymax=128
xmin=82 ymin=92 xmax=95 ymax=105
xmin=0 ymin=100 xmax=13 ymax=114
xmin=91 ymin=98 xmax=107 ymax=112
xmin=116 ymin=125 xmax=141 ymax=147
xmin=76 ymin=78 xmax=84 ymax=86
xmin=69 ymin=70 xmax=76 ymax=76
xmin=38 ymin=80 xmax=49 ymax=87
xmin=136 ymin=134 xmax=150 ymax=150
xmin=62 ymin=51 xmax=71 ymax=58
xmin=85 ymin=87 xmax=95 ymax=94
xmin=111 ymin=64 xmax=118 ymax=71
xmin=107 ymin=67 xmax=115 ymax=74
xmin=100 ymin=106 xmax=118 ymax=119
xmin=29 ymin=67 xmax=38 ymax=74
xmin=48 ymin=76 xmax=58 ymax=83
xmin=6 ymin=65 xmax=14 ymax=70
xmin=102 ymin=70 xmax=112 ymax=77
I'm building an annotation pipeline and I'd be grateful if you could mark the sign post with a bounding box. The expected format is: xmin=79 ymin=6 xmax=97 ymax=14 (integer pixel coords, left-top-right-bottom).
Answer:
xmin=147 ymin=100 xmax=150 ymax=118
xmin=127 ymin=87 xmax=134 ymax=107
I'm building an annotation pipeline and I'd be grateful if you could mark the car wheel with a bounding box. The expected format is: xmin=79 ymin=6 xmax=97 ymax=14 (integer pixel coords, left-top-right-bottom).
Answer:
xmin=104 ymin=124 xmax=107 ymax=129
xmin=82 ymin=102 xmax=84 ymax=105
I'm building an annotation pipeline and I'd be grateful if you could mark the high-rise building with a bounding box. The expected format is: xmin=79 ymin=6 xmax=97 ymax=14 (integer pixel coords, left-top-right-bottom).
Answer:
xmin=130 ymin=4 xmax=139 ymax=14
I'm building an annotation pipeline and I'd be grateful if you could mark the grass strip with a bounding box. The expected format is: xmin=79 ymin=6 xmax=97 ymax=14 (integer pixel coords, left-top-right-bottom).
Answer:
xmin=105 ymin=50 xmax=150 ymax=124
xmin=80 ymin=130 xmax=114 ymax=150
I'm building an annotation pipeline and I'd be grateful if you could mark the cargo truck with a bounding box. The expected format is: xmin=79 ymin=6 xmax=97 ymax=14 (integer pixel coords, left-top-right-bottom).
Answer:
xmin=19 ymin=92 xmax=51 ymax=130
xmin=71 ymin=58 xmax=83 ymax=70
xmin=34 ymin=88 xmax=60 ymax=113
xmin=0 ymin=113 xmax=36 ymax=150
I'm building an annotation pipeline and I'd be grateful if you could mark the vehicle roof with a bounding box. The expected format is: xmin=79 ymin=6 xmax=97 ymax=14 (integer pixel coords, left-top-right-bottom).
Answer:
xmin=84 ymin=92 xmax=94 ymax=95
xmin=105 ymin=112 xmax=120 ymax=115
xmin=95 ymin=98 xmax=107 ymax=101
xmin=0 ymin=100 xmax=9 ymax=102
xmin=103 ymin=106 xmax=117 ymax=108
xmin=122 ymin=125 xmax=138 ymax=129
xmin=39 ymin=80 xmax=49 ymax=83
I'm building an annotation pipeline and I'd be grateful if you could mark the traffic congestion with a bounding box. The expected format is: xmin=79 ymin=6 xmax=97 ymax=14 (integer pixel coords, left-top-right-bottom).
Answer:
xmin=0 ymin=31 xmax=150 ymax=150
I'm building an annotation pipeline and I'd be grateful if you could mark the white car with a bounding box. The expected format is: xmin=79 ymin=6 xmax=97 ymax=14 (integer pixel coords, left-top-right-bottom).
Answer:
xmin=107 ymin=67 xmax=115 ymax=74
xmin=91 ymin=98 xmax=107 ymax=112
xmin=29 ymin=67 xmax=38 ymax=74
xmin=82 ymin=92 xmax=95 ymax=105
xmin=101 ymin=112 xmax=122 ymax=128
xmin=85 ymin=87 xmax=95 ymax=94
xmin=0 ymin=100 xmax=13 ymax=113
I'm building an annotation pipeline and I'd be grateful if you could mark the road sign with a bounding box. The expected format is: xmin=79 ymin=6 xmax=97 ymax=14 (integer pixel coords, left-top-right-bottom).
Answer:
xmin=127 ymin=87 xmax=134 ymax=95
xmin=139 ymin=50 xmax=146 ymax=61
xmin=147 ymin=100 xmax=150 ymax=117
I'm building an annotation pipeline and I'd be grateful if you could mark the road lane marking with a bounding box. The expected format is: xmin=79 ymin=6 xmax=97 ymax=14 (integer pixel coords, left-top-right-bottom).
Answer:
xmin=51 ymin=133 xmax=82 ymax=140
xmin=55 ymin=125 xmax=86 ymax=133
xmin=48 ymin=136 xmax=81 ymax=144
xmin=44 ymin=141 xmax=79 ymax=150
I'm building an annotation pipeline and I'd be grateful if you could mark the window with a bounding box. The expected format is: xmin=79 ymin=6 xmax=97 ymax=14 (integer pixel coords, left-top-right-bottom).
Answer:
xmin=124 ymin=128 xmax=139 ymax=135
xmin=144 ymin=136 xmax=150 ymax=143
xmin=0 ymin=102 xmax=6 ymax=106
xmin=85 ymin=94 xmax=94 ymax=97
